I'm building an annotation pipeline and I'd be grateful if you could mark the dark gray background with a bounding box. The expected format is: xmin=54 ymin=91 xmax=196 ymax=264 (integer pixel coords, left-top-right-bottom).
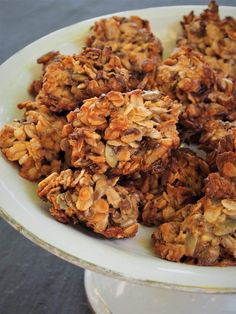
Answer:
xmin=0 ymin=1 xmax=234 ymax=313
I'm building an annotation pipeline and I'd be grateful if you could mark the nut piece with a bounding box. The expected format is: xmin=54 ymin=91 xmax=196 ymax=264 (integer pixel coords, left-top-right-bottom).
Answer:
xmin=63 ymin=90 xmax=182 ymax=175
xmin=0 ymin=102 xmax=66 ymax=181
xmin=37 ymin=169 xmax=139 ymax=238
xmin=152 ymin=196 xmax=236 ymax=266
xmin=36 ymin=47 xmax=130 ymax=112
xmin=178 ymin=1 xmax=236 ymax=80
xmin=86 ymin=16 xmax=163 ymax=89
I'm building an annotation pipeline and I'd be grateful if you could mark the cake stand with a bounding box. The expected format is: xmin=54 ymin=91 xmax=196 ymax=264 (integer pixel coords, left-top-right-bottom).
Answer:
xmin=0 ymin=5 xmax=236 ymax=314
xmin=84 ymin=271 xmax=236 ymax=314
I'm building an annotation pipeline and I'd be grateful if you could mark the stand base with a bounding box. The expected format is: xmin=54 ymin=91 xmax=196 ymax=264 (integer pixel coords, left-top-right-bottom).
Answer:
xmin=84 ymin=270 xmax=236 ymax=314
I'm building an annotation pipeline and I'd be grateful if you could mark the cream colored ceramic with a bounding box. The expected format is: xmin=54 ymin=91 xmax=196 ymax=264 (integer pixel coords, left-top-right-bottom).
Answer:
xmin=0 ymin=5 xmax=236 ymax=292
xmin=84 ymin=270 xmax=236 ymax=313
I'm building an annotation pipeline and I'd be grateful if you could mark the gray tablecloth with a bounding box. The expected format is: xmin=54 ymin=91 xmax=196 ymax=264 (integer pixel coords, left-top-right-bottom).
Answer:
xmin=0 ymin=1 xmax=234 ymax=313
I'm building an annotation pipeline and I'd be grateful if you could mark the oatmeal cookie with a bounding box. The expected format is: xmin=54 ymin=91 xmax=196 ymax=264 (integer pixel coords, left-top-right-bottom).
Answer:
xmin=29 ymin=51 xmax=60 ymax=97
xmin=200 ymin=120 xmax=236 ymax=152
xmin=61 ymin=90 xmax=182 ymax=175
xmin=178 ymin=1 xmax=236 ymax=79
xmin=205 ymin=172 xmax=236 ymax=199
xmin=216 ymin=152 xmax=236 ymax=179
xmin=212 ymin=128 xmax=236 ymax=177
xmin=141 ymin=148 xmax=209 ymax=226
xmin=152 ymin=195 xmax=236 ymax=266
xmin=87 ymin=16 xmax=163 ymax=89
xmin=36 ymin=47 xmax=130 ymax=112
xmin=156 ymin=46 xmax=216 ymax=105
xmin=152 ymin=165 xmax=236 ymax=266
xmin=156 ymin=46 xmax=235 ymax=131
xmin=38 ymin=169 xmax=139 ymax=238
xmin=0 ymin=102 xmax=66 ymax=180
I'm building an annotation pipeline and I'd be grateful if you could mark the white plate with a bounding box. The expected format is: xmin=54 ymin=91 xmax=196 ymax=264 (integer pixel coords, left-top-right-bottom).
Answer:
xmin=0 ymin=5 xmax=236 ymax=292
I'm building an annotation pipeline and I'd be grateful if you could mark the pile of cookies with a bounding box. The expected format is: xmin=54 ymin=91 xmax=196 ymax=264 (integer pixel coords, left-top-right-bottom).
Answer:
xmin=0 ymin=1 xmax=235 ymax=266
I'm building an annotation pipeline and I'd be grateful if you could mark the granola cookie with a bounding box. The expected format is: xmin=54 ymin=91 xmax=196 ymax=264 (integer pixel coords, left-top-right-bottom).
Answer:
xmin=0 ymin=102 xmax=66 ymax=180
xmin=205 ymin=172 xmax=236 ymax=199
xmin=156 ymin=46 xmax=235 ymax=131
xmin=87 ymin=16 xmax=163 ymax=89
xmin=210 ymin=128 xmax=236 ymax=176
xmin=29 ymin=51 xmax=60 ymax=97
xmin=178 ymin=1 xmax=236 ymax=79
xmin=152 ymin=196 xmax=236 ymax=266
xmin=141 ymin=148 xmax=209 ymax=226
xmin=36 ymin=47 xmax=130 ymax=112
xmin=156 ymin=46 xmax=216 ymax=105
xmin=200 ymin=120 xmax=236 ymax=152
xmin=61 ymin=90 xmax=182 ymax=175
xmin=37 ymin=169 xmax=139 ymax=238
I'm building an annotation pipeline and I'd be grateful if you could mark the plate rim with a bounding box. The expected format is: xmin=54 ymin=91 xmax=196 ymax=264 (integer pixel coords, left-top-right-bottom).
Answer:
xmin=2 ymin=206 xmax=236 ymax=294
